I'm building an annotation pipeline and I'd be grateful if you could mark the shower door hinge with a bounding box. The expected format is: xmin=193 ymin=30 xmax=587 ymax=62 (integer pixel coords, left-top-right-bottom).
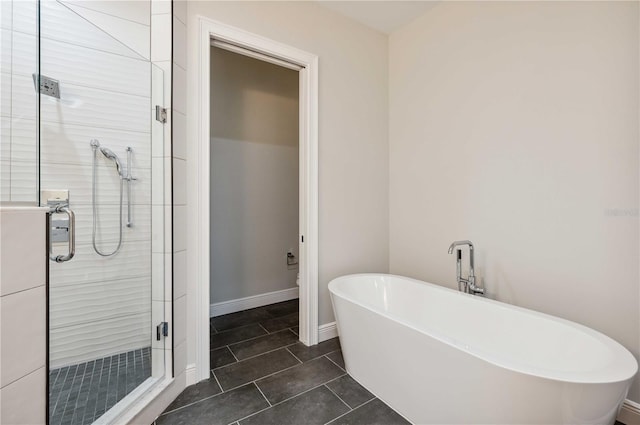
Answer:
xmin=156 ymin=322 xmax=169 ymax=341
xmin=155 ymin=105 xmax=167 ymax=124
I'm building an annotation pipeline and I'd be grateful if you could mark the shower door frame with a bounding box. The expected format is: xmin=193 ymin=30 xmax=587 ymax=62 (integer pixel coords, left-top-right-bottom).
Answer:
xmin=194 ymin=17 xmax=319 ymax=384
xmin=38 ymin=1 xmax=175 ymax=423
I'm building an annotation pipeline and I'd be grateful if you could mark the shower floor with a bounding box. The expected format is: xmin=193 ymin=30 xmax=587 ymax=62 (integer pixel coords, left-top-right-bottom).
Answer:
xmin=49 ymin=346 xmax=151 ymax=425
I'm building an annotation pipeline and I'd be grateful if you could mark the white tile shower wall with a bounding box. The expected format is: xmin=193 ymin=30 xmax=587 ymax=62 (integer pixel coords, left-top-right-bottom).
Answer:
xmin=0 ymin=207 xmax=47 ymax=425
xmin=33 ymin=0 xmax=158 ymax=368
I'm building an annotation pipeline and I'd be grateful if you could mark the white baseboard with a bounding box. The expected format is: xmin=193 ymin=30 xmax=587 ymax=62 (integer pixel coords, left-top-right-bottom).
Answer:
xmin=318 ymin=321 xmax=338 ymax=342
xmin=185 ymin=363 xmax=197 ymax=387
xmin=210 ymin=287 xmax=299 ymax=317
xmin=618 ymin=399 xmax=640 ymax=425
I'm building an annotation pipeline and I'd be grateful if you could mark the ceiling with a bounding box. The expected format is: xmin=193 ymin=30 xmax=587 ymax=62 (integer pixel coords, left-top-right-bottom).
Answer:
xmin=316 ymin=1 xmax=439 ymax=34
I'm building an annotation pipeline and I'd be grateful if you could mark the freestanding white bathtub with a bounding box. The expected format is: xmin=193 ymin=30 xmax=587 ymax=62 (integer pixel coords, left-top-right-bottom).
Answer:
xmin=329 ymin=274 xmax=638 ymax=425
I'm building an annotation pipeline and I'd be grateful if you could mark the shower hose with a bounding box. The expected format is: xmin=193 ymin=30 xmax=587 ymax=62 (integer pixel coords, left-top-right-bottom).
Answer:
xmin=91 ymin=146 xmax=124 ymax=257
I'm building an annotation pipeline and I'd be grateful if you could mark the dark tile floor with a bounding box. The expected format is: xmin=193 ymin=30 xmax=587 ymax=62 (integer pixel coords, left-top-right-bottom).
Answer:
xmin=49 ymin=346 xmax=151 ymax=425
xmin=156 ymin=299 xmax=410 ymax=425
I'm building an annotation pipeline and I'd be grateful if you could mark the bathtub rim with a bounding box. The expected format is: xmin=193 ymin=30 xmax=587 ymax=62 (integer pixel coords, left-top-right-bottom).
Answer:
xmin=329 ymin=273 xmax=638 ymax=386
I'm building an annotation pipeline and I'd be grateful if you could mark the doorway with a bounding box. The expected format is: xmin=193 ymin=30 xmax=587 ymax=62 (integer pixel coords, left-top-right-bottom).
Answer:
xmin=194 ymin=18 xmax=319 ymax=383
xmin=209 ymin=43 xmax=301 ymax=356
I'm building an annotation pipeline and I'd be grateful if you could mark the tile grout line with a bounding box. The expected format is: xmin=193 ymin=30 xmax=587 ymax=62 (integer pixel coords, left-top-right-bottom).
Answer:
xmin=253 ymin=382 xmax=272 ymax=407
xmin=162 ymin=385 xmax=215 ymax=417
xmin=324 ymin=397 xmax=377 ymax=425
xmin=217 ymin=359 xmax=304 ymax=394
xmin=236 ymin=376 xmax=349 ymax=424
xmin=323 ymin=383 xmax=353 ymax=411
xmin=324 ymin=353 xmax=346 ymax=372
xmin=212 ymin=350 xmax=314 ymax=392
xmin=56 ymin=0 xmax=148 ymax=61
xmin=323 ymin=373 xmax=348 ymax=386
xmin=232 ymin=403 xmax=272 ymax=424
xmin=226 ymin=345 xmax=240 ymax=363
xmin=285 ymin=346 xmax=304 ymax=364
xmin=211 ymin=325 xmax=272 ymax=348
xmin=258 ymin=323 xmax=270 ymax=334
xmin=214 ymin=342 xmax=299 ymax=370
xmin=257 ymin=372 xmax=346 ymax=405
xmin=211 ymin=370 xmax=224 ymax=394
xmin=10 ymin=28 xmax=151 ymax=63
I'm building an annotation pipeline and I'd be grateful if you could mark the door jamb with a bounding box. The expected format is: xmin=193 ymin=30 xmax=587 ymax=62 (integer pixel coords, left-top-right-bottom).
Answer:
xmin=195 ymin=16 xmax=319 ymax=382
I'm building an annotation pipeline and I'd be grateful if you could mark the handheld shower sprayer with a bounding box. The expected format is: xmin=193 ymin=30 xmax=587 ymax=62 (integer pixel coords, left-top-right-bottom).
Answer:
xmin=91 ymin=140 xmax=124 ymax=177
xmin=89 ymin=139 xmax=136 ymax=256
xmin=100 ymin=148 xmax=124 ymax=178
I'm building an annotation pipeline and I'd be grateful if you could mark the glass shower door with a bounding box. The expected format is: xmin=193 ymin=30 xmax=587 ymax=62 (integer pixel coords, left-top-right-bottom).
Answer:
xmin=35 ymin=1 xmax=168 ymax=424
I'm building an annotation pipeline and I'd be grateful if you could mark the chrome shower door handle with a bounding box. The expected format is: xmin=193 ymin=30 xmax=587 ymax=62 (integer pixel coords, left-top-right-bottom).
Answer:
xmin=49 ymin=205 xmax=75 ymax=263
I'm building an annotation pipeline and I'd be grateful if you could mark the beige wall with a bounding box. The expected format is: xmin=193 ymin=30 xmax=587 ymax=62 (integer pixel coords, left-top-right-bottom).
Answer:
xmin=389 ymin=1 xmax=640 ymax=402
xmin=211 ymin=47 xmax=299 ymax=147
xmin=210 ymin=46 xmax=299 ymax=304
xmin=186 ymin=0 xmax=390 ymax=366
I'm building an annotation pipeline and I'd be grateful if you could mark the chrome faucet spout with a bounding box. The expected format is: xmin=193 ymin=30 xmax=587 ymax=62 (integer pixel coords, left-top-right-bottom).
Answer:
xmin=448 ymin=240 xmax=483 ymax=295
xmin=448 ymin=240 xmax=474 ymax=254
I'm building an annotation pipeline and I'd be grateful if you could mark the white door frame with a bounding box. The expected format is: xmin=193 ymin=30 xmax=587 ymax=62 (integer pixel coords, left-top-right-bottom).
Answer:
xmin=195 ymin=16 xmax=319 ymax=382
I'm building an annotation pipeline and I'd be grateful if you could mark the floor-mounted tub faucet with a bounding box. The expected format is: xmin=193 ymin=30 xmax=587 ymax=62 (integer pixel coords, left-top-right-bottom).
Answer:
xmin=448 ymin=240 xmax=484 ymax=296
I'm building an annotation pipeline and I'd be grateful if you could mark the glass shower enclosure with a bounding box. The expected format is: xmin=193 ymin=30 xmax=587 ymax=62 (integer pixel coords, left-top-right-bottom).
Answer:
xmin=1 ymin=1 xmax=170 ymax=423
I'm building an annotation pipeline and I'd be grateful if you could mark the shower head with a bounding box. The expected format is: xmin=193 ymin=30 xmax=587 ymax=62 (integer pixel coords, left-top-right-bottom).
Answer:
xmin=99 ymin=147 xmax=123 ymax=177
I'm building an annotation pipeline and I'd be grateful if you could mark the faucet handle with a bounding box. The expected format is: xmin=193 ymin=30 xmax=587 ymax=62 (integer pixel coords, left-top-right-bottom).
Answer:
xmin=469 ymin=283 xmax=485 ymax=296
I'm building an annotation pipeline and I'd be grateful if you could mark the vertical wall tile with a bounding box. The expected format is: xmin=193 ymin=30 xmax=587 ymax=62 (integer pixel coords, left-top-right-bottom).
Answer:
xmin=152 ymin=156 xmax=167 ymax=205
xmin=151 ymin=1 xmax=171 ymax=15
xmin=173 ymin=205 xmax=186 ymax=252
xmin=173 ymin=250 xmax=186 ymax=300
xmin=152 ymin=347 xmax=166 ymax=378
xmin=0 ymin=367 xmax=46 ymax=425
xmin=0 ymin=208 xmax=46 ymax=296
xmin=172 ymin=295 xmax=186 ymax=347
xmin=154 ymin=61 xmax=172 ymax=109
xmin=0 ymin=285 xmax=46 ymax=387
xmin=152 ymin=252 xmax=167 ymax=301
xmin=163 ymin=253 xmax=173 ymax=301
xmin=151 ymin=205 xmax=166 ymax=253
xmin=151 ymin=14 xmax=172 ymax=62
